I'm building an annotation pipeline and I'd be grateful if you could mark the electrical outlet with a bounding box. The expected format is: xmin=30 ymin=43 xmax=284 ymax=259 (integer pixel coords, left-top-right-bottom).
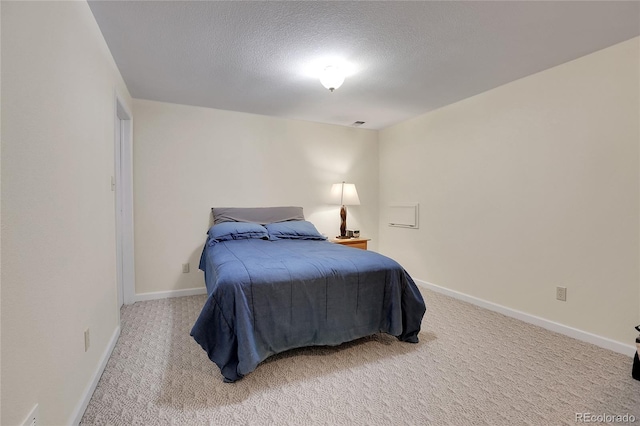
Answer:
xmin=182 ymin=263 xmax=190 ymax=273
xmin=556 ymin=286 xmax=567 ymax=302
xmin=84 ymin=328 xmax=90 ymax=352
xmin=22 ymin=403 xmax=39 ymax=426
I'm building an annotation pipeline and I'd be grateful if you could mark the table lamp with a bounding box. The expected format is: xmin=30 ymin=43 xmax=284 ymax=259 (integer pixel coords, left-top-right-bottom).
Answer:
xmin=330 ymin=181 xmax=360 ymax=239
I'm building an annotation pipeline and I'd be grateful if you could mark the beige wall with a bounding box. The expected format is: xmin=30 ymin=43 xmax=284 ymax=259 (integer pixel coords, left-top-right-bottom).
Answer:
xmin=1 ymin=2 xmax=132 ymax=425
xmin=133 ymin=99 xmax=379 ymax=295
xmin=379 ymin=37 xmax=640 ymax=345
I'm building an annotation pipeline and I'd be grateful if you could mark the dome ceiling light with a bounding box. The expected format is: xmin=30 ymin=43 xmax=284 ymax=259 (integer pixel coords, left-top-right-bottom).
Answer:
xmin=319 ymin=65 xmax=345 ymax=92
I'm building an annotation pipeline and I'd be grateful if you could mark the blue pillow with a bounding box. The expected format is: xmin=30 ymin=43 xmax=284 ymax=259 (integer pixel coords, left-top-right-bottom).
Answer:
xmin=265 ymin=220 xmax=327 ymax=241
xmin=207 ymin=222 xmax=269 ymax=242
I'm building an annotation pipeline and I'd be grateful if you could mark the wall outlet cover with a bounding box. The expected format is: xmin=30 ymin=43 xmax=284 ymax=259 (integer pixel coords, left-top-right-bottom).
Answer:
xmin=84 ymin=328 xmax=90 ymax=352
xmin=556 ymin=286 xmax=567 ymax=302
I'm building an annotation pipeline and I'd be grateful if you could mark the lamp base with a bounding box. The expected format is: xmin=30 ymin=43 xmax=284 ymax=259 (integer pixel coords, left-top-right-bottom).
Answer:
xmin=335 ymin=235 xmax=351 ymax=239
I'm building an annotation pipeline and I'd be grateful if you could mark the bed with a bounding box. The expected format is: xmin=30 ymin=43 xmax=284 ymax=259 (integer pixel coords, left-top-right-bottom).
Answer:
xmin=190 ymin=207 xmax=426 ymax=382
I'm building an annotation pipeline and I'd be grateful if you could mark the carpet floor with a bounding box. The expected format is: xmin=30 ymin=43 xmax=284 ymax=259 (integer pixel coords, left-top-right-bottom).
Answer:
xmin=81 ymin=287 xmax=640 ymax=425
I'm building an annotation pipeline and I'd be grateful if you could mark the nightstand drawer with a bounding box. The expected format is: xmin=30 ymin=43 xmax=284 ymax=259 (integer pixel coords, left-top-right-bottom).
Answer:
xmin=346 ymin=241 xmax=367 ymax=250
xmin=330 ymin=238 xmax=369 ymax=250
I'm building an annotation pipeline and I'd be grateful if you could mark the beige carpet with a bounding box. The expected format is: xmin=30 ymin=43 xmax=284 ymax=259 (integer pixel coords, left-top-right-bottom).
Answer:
xmin=81 ymin=287 xmax=640 ymax=425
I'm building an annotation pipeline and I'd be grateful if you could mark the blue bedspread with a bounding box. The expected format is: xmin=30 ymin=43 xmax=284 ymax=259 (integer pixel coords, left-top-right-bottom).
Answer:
xmin=191 ymin=239 xmax=426 ymax=382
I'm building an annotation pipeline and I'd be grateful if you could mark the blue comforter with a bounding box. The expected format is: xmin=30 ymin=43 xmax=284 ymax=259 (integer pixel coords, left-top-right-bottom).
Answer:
xmin=191 ymin=238 xmax=426 ymax=382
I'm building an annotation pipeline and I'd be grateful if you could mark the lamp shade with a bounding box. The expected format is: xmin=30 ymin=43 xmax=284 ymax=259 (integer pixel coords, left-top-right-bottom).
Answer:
xmin=330 ymin=182 xmax=360 ymax=206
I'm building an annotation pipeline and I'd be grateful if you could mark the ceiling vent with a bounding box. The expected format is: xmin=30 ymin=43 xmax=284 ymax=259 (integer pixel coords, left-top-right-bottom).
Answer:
xmin=352 ymin=121 xmax=365 ymax=127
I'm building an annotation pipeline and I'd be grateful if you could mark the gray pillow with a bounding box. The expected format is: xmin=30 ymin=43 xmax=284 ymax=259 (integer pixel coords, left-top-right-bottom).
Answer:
xmin=212 ymin=206 xmax=304 ymax=225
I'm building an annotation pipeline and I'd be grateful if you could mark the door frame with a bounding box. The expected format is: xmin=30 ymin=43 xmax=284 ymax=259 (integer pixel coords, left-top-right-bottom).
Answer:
xmin=115 ymin=92 xmax=135 ymax=306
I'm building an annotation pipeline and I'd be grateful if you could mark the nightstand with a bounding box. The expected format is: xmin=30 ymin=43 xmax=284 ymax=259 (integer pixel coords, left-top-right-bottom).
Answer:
xmin=330 ymin=237 xmax=370 ymax=250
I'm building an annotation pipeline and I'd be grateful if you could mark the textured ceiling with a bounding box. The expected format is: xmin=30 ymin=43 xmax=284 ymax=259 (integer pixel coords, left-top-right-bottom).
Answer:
xmin=88 ymin=1 xmax=639 ymax=130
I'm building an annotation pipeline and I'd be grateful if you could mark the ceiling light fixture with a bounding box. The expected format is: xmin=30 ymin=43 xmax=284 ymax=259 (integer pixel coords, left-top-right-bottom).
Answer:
xmin=320 ymin=66 xmax=345 ymax=92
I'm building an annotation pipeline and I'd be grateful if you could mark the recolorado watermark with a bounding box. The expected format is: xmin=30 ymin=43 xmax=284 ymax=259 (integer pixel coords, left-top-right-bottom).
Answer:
xmin=576 ymin=413 xmax=636 ymax=423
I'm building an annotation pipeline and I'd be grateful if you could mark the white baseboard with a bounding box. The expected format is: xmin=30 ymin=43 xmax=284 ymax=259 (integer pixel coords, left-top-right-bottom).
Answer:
xmin=133 ymin=286 xmax=207 ymax=303
xmin=71 ymin=325 xmax=121 ymax=425
xmin=415 ymin=279 xmax=636 ymax=357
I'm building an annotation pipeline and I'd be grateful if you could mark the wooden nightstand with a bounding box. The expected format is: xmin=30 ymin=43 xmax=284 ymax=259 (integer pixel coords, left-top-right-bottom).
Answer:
xmin=330 ymin=237 xmax=370 ymax=250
